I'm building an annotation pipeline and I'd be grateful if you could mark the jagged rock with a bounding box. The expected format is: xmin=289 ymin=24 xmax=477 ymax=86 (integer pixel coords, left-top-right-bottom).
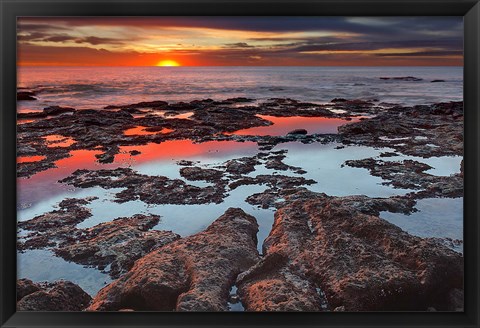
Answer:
xmin=287 ymin=129 xmax=308 ymax=135
xmin=237 ymin=190 xmax=463 ymax=311
xmin=179 ymin=166 xmax=224 ymax=182
xmin=17 ymin=280 xmax=92 ymax=311
xmin=17 ymin=278 xmax=40 ymax=301
xmin=54 ymin=214 xmax=180 ymax=278
xmin=18 ymin=197 xmax=97 ymax=233
xmin=379 ymin=76 xmax=423 ymax=81
xmin=17 ymin=91 xmax=37 ymax=101
xmin=88 ymin=208 xmax=260 ymax=311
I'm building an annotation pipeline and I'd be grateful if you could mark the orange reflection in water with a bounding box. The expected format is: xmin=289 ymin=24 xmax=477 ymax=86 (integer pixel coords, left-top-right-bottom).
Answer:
xmin=44 ymin=135 xmax=76 ymax=147
xmin=18 ymin=119 xmax=36 ymax=125
xmin=230 ymin=115 xmax=358 ymax=136
xmin=18 ymin=149 xmax=108 ymax=206
xmin=117 ymin=139 xmax=257 ymax=163
xmin=124 ymin=126 xmax=174 ymax=136
xmin=17 ymin=155 xmax=46 ymax=163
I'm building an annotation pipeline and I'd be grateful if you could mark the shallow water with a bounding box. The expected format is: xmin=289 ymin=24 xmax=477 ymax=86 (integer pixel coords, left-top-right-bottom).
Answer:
xmin=17 ymin=249 xmax=112 ymax=296
xmin=380 ymin=197 xmax=463 ymax=252
xmin=230 ymin=115 xmax=357 ymax=136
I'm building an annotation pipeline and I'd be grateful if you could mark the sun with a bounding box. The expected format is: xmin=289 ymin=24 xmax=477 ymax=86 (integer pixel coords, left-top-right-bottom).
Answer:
xmin=156 ymin=60 xmax=180 ymax=67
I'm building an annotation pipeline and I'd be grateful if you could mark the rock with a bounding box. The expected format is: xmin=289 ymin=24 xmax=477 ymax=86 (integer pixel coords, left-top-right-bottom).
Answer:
xmin=179 ymin=166 xmax=224 ymax=182
xmin=339 ymin=101 xmax=463 ymax=158
xmin=17 ymin=278 xmax=40 ymax=301
xmin=344 ymin=158 xmax=463 ymax=198
xmin=237 ymin=190 xmax=463 ymax=311
xmin=330 ymin=98 xmax=348 ymax=103
xmin=17 ymin=280 xmax=92 ymax=311
xmin=431 ymin=79 xmax=446 ymax=83
xmin=287 ymin=129 xmax=308 ymax=135
xmin=379 ymin=76 xmax=423 ymax=82
xmin=59 ymin=167 xmax=228 ymax=205
xmin=17 ymin=91 xmax=37 ymax=101
xmin=18 ymin=198 xmax=180 ymax=278
xmin=129 ymin=150 xmax=141 ymax=156
xmin=54 ymin=214 xmax=180 ymax=278
xmin=95 ymin=152 xmax=115 ymax=164
xmin=88 ymin=208 xmax=260 ymax=311
xmin=43 ymin=106 xmax=75 ymax=116
xmin=104 ymin=100 xmax=168 ymax=109
xmin=18 ymin=197 xmax=97 ymax=233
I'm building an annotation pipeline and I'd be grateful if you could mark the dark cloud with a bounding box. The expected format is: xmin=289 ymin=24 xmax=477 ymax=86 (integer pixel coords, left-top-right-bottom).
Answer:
xmin=17 ymin=23 xmax=69 ymax=32
xmin=18 ymin=16 xmax=462 ymax=37
xmin=284 ymin=39 xmax=462 ymax=53
xmin=377 ymin=50 xmax=463 ymax=57
xmin=17 ymin=32 xmax=47 ymax=41
xmin=224 ymin=42 xmax=255 ymax=48
xmin=74 ymin=36 xmax=125 ymax=45
xmin=44 ymin=35 xmax=75 ymax=42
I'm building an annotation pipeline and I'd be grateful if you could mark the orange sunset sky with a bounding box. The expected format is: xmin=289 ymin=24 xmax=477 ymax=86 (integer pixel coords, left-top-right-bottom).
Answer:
xmin=17 ymin=17 xmax=463 ymax=66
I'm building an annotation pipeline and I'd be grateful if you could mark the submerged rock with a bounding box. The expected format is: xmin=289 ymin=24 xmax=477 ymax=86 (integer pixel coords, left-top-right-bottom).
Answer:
xmin=379 ymin=76 xmax=423 ymax=81
xmin=88 ymin=208 xmax=260 ymax=311
xmin=287 ymin=129 xmax=308 ymax=135
xmin=237 ymin=190 xmax=463 ymax=311
xmin=54 ymin=214 xmax=180 ymax=278
xmin=17 ymin=91 xmax=37 ymax=101
xmin=17 ymin=280 xmax=91 ymax=311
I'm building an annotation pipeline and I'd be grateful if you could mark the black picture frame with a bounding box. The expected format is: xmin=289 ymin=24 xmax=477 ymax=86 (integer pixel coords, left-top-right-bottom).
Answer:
xmin=1 ymin=0 xmax=479 ymax=327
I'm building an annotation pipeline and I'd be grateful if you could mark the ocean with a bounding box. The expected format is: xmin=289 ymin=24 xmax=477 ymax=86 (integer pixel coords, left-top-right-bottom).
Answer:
xmin=17 ymin=66 xmax=463 ymax=112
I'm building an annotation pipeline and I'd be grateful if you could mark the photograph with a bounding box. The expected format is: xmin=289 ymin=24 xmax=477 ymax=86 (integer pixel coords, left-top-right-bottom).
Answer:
xmin=16 ymin=16 xmax=464 ymax=312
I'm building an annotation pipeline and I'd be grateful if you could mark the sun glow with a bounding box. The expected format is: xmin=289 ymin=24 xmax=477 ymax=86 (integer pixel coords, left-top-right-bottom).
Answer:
xmin=156 ymin=60 xmax=180 ymax=67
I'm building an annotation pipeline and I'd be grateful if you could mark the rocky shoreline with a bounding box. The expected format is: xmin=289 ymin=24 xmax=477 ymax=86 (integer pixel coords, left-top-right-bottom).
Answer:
xmin=17 ymin=96 xmax=463 ymax=311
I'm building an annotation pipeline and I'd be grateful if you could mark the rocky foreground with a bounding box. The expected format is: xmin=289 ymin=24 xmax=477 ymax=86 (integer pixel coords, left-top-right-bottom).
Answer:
xmin=17 ymin=97 xmax=464 ymax=311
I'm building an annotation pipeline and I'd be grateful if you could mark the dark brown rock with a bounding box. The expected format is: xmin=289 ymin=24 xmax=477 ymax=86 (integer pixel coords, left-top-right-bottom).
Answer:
xmin=237 ymin=190 xmax=463 ymax=311
xmin=17 ymin=91 xmax=37 ymax=101
xmin=17 ymin=278 xmax=41 ymax=301
xmin=17 ymin=280 xmax=92 ymax=311
xmin=54 ymin=214 xmax=180 ymax=278
xmin=88 ymin=208 xmax=260 ymax=311
xmin=379 ymin=76 xmax=423 ymax=81
xmin=18 ymin=197 xmax=97 ymax=233
xmin=287 ymin=129 xmax=308 ymax=135
xmin=59 ymin=167 xmax=228 ymax=205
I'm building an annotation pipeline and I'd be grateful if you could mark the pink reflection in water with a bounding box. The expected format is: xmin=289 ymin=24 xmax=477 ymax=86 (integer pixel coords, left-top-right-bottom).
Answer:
xmin=124 ymin=126 xmax=174 ymax=136
xmin=230 ymin=115 xmax=358 ymax=136
xmin=116 ymin=139 xmax=257 ymax=163
xmin=17 ymin=156 xmax=46 ymax=164
xmin=44 ymin=135 xmax=76 ymax=147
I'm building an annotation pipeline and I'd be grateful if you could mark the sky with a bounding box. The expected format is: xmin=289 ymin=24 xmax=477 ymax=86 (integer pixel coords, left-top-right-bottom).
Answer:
xmin=17 ymin=17 xmax=463 ymax=66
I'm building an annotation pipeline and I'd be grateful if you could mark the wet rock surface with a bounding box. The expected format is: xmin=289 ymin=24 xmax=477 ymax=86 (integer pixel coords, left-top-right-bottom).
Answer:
xmin=17 ymin=91 xmax=37 ymax=101
xmin=339 ymin=101 xmax=463 ymax=158
xmin=237 ymin=190 xmax=463 ymax=311
xmin=59 ymin=167 xmax=229 ymax=205
xmin=18 ymin=199 xmax=180 ymax=278
xmin=54 ymin=215 xmax=180 ymax=278
xmin=88 ymin=208 xmax=260 ymax=311
xmin=379 ymin=76 xmax=423 ymax=81
xmin=17 ymin=279 xmax=92 ymax=311
xmin=18 ymin=197 xmax=98 ymax=234
xmin=344 ymin=158 xmax=463 ymax=198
